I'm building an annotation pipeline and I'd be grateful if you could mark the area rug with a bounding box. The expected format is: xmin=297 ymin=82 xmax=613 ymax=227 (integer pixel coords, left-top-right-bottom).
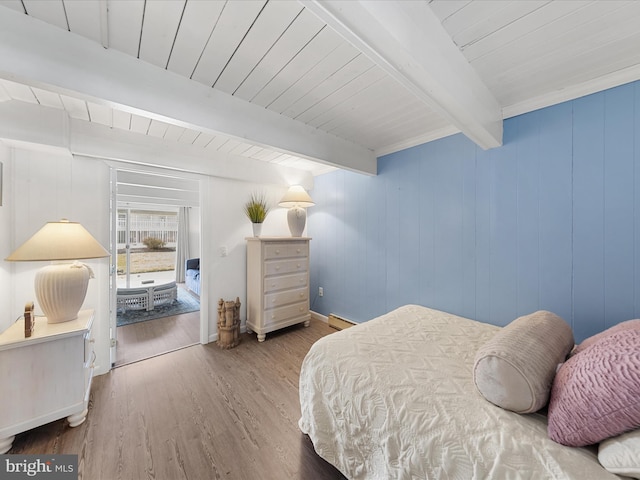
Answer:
xmin=117 ymin=288 xmax=200 ymax=327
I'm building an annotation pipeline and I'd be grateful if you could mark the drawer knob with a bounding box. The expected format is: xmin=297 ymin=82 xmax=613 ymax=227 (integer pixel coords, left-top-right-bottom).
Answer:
xmin=272 ymin=299 xmax=276 ymax=303
xmin=89 ymin=339 xmax=95 ymax=344
xmin=275 ymin=249 xmax=280 ymax=254
xmin=275 ymin=266 xmax=280 ymax=270
xmin=271 ymin=314 xmax=275 ymax=319
xmin=296 ymin=249 xmax=301 ymax=253
xmin=297 ymin=263 xmax=301 ymax=268
xmin=299 ymin=293 xmax=304 ymax=297
xmin=299 ymin=307 xmax=304 ymax=312
xmin=271 ymin=283 xmax=276 ymax=288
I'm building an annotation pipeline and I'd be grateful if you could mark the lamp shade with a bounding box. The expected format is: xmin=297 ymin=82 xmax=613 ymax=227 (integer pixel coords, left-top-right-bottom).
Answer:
xmin=278 ymin=185 xmax=315 ymax=208
xmin=5 ymin=219 xmax=109 ymax=323
xmin=6 ymin=219 xmax=109 ymax=261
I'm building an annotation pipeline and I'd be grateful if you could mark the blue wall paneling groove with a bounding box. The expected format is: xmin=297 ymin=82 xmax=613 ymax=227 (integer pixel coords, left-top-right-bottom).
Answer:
xmin=308 ymin=79 xmax=640 ymax=342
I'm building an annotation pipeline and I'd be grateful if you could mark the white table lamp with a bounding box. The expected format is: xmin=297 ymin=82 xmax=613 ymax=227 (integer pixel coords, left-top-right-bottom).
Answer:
xmin=5 ymin=219 xmax=109 ymax=323
xmin=279 ymin=186 xmax=315 ymax=237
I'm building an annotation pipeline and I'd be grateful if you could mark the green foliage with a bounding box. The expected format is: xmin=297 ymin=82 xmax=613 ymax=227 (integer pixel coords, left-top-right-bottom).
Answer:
xmin=142 ymin=237 xmax=166 ymax=250
xmin=244 ymin=192 xmax=270 ymax=223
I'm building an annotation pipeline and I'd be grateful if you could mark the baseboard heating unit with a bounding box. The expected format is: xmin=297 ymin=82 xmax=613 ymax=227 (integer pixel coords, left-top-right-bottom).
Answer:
xmin=328 ymin=314 xmax=357 ymax=331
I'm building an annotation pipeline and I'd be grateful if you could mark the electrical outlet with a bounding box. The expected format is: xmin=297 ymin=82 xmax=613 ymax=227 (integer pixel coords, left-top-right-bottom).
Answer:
xmin=319 ymin=287 xmax=324 ymax=297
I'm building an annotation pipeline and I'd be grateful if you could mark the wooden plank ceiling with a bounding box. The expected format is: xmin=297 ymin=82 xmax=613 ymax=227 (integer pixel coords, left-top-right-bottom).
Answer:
xmin=0 ymin=0 xmax=639 ymax=176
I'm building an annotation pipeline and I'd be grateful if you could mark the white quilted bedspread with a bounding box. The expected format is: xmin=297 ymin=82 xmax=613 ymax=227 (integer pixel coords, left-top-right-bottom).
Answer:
xmin=299 ymin=305 xmax=620 ymax=480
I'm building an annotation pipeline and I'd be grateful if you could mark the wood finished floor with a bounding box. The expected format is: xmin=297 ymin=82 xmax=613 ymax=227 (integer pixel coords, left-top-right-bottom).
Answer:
xmin=10 ymin=320 xmax=346 ymax=480
xmin=115 ymin=310 xmax=200 ymax=367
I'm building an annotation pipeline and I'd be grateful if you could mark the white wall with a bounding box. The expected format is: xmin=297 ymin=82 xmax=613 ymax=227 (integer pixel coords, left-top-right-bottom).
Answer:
xmin=188 ymin=206 xmax=200 ymax=260
xmin=0 ymin=145 xmax=13 ymax=333
xmin=6 ymin=147 xmax=111 ymax=374
xmin=202 ymin=178 xmax=291 ymax=341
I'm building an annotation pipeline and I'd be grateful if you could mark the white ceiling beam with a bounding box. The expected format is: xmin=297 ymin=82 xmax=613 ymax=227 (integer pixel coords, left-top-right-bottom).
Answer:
xmin=0 ymin=8 xmax=375 ymax=175
xmin=0 ymin=101 xmax=313 ymax=188
xmin=302 ymin=0 xmax=503 ymax=150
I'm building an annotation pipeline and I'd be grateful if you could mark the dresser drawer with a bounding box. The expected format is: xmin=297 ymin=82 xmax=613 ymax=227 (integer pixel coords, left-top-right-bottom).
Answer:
xmin=265 ymin=287 xmax=308 ymax=309
xmin=265 ymin=258 xmax=307 ymax=276
xmin=264 ymin=272 xmax=307 ymax=293
xmin=264 ymin=242 xmax=308 ymax=260
xmin=265 ymin=301 xmax=309 ymax=325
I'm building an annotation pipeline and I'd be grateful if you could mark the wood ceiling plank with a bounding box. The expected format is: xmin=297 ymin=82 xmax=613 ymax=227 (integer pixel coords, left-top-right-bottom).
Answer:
xmin=191 ymin=132 xmax=214 ymax=148
xmin=87 ymin=102 xmax=112 ymax=126
xmin=107 ymin=0 xmax=144 ymax=56
xmin=284 ymin=53 xmax=374 ymax=120
xmin=266 ymin=41 xmax=360 ymax=113
xmin=166 ymin=0 xmax=225 ymax=78
xmin=428 ymin=0 xmax=472 ymax=22
xmin=191 ymin=0 xmax=266 ymax=87
xmin=0 ymin=80 xmax=39 ymax=104
xmin=139 ymin=0 xmax=186 ymax=69
xmin=64 ymin=0 xmax=102 ymax=44
xmin=317 ymin=81 xmax=422 ymax=135
xmin=249 ymin=26 xmax=343 ymax=106
xmin=317 ymin=77 xmax=404 ymax=133
xmin=22 ymin=0 xmax=67 ymax=30
xmin=130 ymin=114 xmax=151 ymax=135
xmin=205 ymin=135 xmax=232 ymax=151
xmin=214 ymin=0 xmax=303 ymax=94
xmin=462 ymin=1 xmax=605 ymax=62
xmin=497 ymin=34 xmax=640 ymax=106
xmin=215 ymin=138 xmax=241 ymax=154
xmin=60 ymin=95 xmax=89 ymax=120
xmin=229 ymin=142 xmax=253 ymax=156
xmin=298 ymin=64 xmax=388 ymax=125
xmin=31 ymin=87 xmax=64 ymax=109
xmin=450 ymin=1 xmax=550 ymax=50
xmin=147 ymin=120 xmax=169 ymax=138
xmin=233 ymin=8 xmax=324 ymax=101
xmin=476 ymin=2 xmax=640 ymax=84
xmin=163 ymin=124 xmax=186 ymax=142
xmin=176 ymin=128 xmax=200 ymax=145
xmin=112 ymin=109 xmax=132 ymax=131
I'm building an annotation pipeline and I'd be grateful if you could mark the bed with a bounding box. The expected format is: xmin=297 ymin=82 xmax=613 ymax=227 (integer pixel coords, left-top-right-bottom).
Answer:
xmin=299 ymin=305 xmax=629 ymax=479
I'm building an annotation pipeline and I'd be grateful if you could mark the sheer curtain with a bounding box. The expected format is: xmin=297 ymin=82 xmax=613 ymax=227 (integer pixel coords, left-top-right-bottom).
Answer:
xmin=175 ymin=206 xmax=191 ymax=283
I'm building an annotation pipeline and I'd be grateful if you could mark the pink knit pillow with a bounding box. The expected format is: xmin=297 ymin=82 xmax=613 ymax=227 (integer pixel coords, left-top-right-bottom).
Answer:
xmin=572 ymin=319 xmax=640 ymax=356
xmin=548 ymin=328 xmax=640 ymax=446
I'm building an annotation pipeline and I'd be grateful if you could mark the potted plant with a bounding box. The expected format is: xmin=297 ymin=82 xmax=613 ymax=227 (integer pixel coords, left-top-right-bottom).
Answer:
xmin=244 ymin=192 xmax=270 ymax=237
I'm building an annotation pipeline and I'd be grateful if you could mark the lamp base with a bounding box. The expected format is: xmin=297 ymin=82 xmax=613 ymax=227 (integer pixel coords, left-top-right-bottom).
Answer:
xmin=287 ymin=207 xmax=307 ymax=237
xmin=35 ymin=262 xmax=92 ymax=323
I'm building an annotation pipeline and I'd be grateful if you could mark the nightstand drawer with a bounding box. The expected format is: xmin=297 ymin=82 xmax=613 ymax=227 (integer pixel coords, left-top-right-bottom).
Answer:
xmin=265 ymin=287 xmax=308 ymax=309
xmin=265 ymin=258 xmax=307 ymax=276
xmin=264 ymin=242 xmax=308 ymax=260
xmin=264 ymin=272 xmax=307 ymax=293
xmin=265 ymin=301 xmax=309 ymax=324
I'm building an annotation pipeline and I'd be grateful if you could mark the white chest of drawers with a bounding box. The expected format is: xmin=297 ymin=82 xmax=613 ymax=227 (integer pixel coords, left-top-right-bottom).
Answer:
xmin=246 ymin=237 xmax=311 ymax=342
xmin=0 ymin=309 xmax=95 ymax=453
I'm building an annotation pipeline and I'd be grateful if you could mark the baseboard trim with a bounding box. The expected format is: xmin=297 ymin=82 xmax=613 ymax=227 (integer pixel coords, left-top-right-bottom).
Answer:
xmin=311 ymin=310 xmax=328 ymax=323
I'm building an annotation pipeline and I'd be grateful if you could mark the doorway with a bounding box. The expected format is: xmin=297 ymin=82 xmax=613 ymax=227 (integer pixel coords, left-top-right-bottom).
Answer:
xmin=110 ymin=169 xmax=202 ymax=367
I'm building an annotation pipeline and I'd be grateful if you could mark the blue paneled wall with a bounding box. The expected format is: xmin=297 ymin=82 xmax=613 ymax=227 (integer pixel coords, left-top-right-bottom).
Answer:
xmin=308 ymin=81 xmax=640 ymax=342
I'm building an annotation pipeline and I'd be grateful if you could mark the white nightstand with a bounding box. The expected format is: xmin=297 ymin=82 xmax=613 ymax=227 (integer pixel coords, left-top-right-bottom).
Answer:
xmin=0 ymin=309 xmax=95 ymax=453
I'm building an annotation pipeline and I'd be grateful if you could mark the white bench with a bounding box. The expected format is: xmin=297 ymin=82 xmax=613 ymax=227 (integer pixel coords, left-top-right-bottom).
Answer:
xmin=116 ymin=281 xmax=177 ymax=312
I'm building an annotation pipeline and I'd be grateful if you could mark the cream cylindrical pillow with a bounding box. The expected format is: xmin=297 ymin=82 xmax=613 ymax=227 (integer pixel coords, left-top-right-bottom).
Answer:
xmin=473 ymin=311 xmax=574 ymax=413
